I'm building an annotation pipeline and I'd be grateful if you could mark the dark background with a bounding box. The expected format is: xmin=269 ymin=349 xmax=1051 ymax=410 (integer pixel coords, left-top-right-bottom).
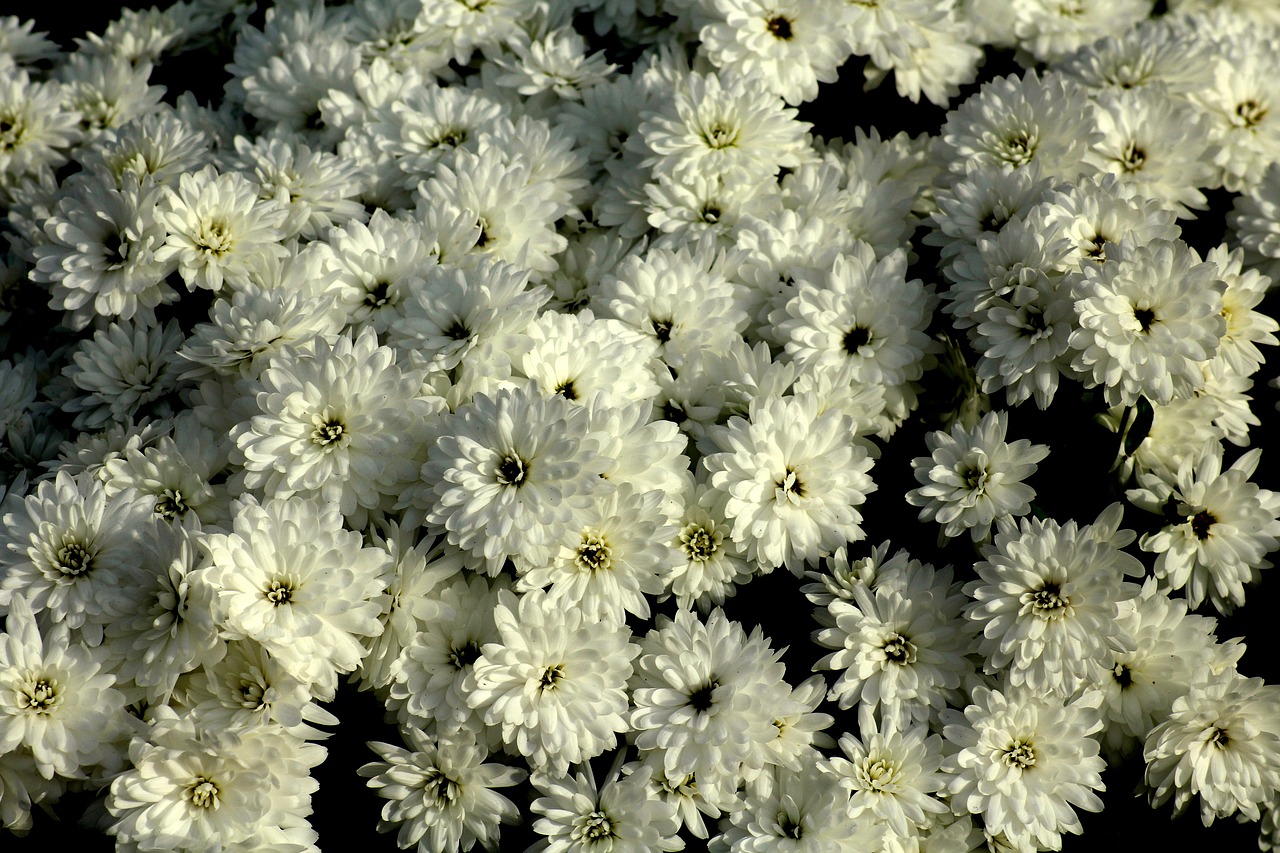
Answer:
xmin=5 ymin=2 xmax=1279 ymax=850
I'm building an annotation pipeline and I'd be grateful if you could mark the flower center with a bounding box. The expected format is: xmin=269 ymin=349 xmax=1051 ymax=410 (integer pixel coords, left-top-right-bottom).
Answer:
xmin=699 ymin=203 xmax=722 ymax=224
xmin=187 ymin=777 xmax=221 ymax=810
xmin=17 ymin=676 xmax=60 ymax=715
xmin=1118 ymin=141 xmax=1146 ymax=173
xmin=54 ymin=541 xmax=94 ymax=578
xmin=196 ymin=219 xmax=233 ymax=257
xmin=475 ymin=216 xmax=491 ymax=248
xmin=364 ymin=280 xmax=392 ymax=308
xmin=1207 ymin=726 xmax=1231 ymax=749
xmin=1084 ymin=232 xmax=1109 ymax=262
xmin=310 ymin=412 xmax=348 ymax=448
xmin=775 ymin=467 xmax=805 ymax=500
xmin=495 ymin=453 xmax=527 ymax=487
xmin=1112 ymin=662 xmax=1132 ymax=689
xmin=1132 ymin=305 xmax=1155 ymax=332
xmin=1000 ymin=131 xmax=1037 ymax=166
xmin=1234 ymin=99 xmax=1267 ymax=129
xmin=687 ymin=678 xmax=719 ymax=713
xmin=102 ymin=232 xmax=129 ymax=268
xmin=538 ymin=664 xmax=565 ymax=691
xmin=680 ymin=524 xmax=719 ymax=563
xmin=555 ymin=378 xmax=578 ymax=400
xmin=1002 ymin=740 xmax=1037 ymax=770
xmin=702 ymin=122 xmax=738 ymax=149
xmin=265 ymin=579 xmax=295 ymax=606
xmin=843 ymin=325 xmax=872 ymax=355
xmin=423 ymin=768 xmax=460 ymax=804
xmin=858 ymin=757 xmax=900 ymax=792
xmin=237 ymin=678 xmax=266 ymax=709
xmin=1027 ymin=581 xmax=1069 ymax=620
xmin=1190 ymin=510 xmax=1215 ymax=540
xmin=652 ymin=317 xmax=673 ymax=343
xmin=155 ymin=488 xmax=189 ymax=520
xmin=880 ymin=632 xmax=918 ymax=665
xmin=576 ymin=531 xmax=613 ymax=573
xmin=579 ymin=811 xmax=615 ymax=841
xmin=448 ymin=640 xmax=481 ymax=671
xmin=766 ymin=15 xmax=793 ymax=39
xmin=777 ymin=812 xmax=804 ymax=839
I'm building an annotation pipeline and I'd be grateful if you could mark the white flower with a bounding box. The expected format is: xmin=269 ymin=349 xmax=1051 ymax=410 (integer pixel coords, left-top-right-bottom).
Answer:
xmin=667 ymin=484 xmax=754 ymax=613
xmin=0 ymin=595 xmax=128 ymax=780
xmin=907 ymin=411 xmax=1049 ymax=542
xmin=312 ymin=208 xmax=433 ymax=330
xmin=511 ymin=311 xmax=660 ymax=411
xmin=1127 ymin=446 xmax=1280 ymax=613
xmin=0 ymin=69 xmax=79 ymax=182
xmin=1144 ymin=671 xmax=1280 ymax=826
xmin=231 ymin=132 xmax=367 ymax=241
xmin=61 ymin=318 xmax=187 ymax=431
xmin=421 ymin=382 xmax=608 ymax=573
xmin=964 ymin=504 xmax=1144 ymax=697
xmin=360 ymin=726 xmax=525 ymax=853
xmin=530 ymin=762 xmax=684 ymax=853
xmin=716 ymin=762 xmax=875 ymax=852
xmin=703 ymin=392 xmax=876 ymax=575
xmin=1069 ymin=237 xmax=1225 ymax=407
xmin=942 ymin=686 xmax=1106 ymax=853
xmin=827 ymin=719 xmax=949 ymax=839
xmin=464 ymin=589 xmax=637 ymax=776
xmin=197 ymin=496 xmax=391 ymax=701
xmin=0 ymin=471 xmax=153 ymax=646
xmin=231 ymin=326 xmax=433 ymax=519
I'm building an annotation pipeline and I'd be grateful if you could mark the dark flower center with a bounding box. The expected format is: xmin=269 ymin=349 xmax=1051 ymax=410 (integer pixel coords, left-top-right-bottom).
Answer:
xmin=1190 ymin=510 xmax=1216 ymax=540
xmin=766 ymin=15 xmax=793 ymax=39
xmin=687 ymin=678 xmax=718 ymax=712
xmin=495 ymin=453 xmax=527 ymax=487
xmin=843 ymin=325 xmax=872 ymax=355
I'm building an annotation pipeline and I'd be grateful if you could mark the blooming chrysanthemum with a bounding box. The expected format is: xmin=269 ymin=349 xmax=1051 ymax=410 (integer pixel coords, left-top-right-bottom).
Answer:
xmin=197 ymin=495 xmax=391 ymax=700
xmin=231 ymin=326 xmax=433 ymax=518
xmin=703 ymin=392 xmax=876 ymax=575
xmin=360 ymin=726 xmax=525 ymax=853
xmin=964 ymin=504 xmax=1144 ymax=696
xmin=153 ymin=165 xmax=290 ymax=292
xmin=1069 ymin=238 xmax=1225 ymax=407
xmin=529 ymin=763 xmax=684 ymax=853
xmin=716 ymin=762 xmax=876 ymax=852
xmin=0 ymin=595 xmax=128 ymax=780
xmin=0 ymin=69 xmax=79 ymax=183
xmin=942 ymin=686 xmax=1107 ymax=852
xmin=827 ymin=719 xmax=949 ymax=839
xmin=1144 ymin=671 xmax=1280 ymax=826
xmin=421 ymin=383 xmax=608 ymax=574
xmin=61 ymin=318 xmax=187 ymax=431
xmin=464 ymin=589 xmax=637 ymax=776
xmin=907 ymin=410 xmax=1049 ymax=542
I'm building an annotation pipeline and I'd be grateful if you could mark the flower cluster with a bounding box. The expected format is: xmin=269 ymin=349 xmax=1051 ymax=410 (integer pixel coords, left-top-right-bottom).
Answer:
xmin=0 ymin=2 xmax=1279 ymax=853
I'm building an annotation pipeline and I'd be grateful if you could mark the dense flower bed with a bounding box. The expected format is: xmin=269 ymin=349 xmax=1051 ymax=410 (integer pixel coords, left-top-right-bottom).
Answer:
xmin=1 ymin=1 xmax=1280 ymax=851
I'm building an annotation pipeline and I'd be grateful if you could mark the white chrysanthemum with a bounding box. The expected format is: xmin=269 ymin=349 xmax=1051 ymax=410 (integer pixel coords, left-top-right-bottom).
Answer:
xmin=775 ymin=244 xmax=933 ymax=390
xmin=704 ymin=392 xmax=876 ymax=575
xmin=61 ymin=318 xmax=187 ymax=431
xmin=1191 ymin=38 xmax=1280 ymax=193
xmin=667 ymin=484 xmax=754 ymax=613
xmin=1069 ymin=238 xmax=1225 ymax=407
xmin=197 ymin=496 xmax=391 ymax=700
xmin=312 ymin=208 xmax=433 ymax=330
xmin=491 ymin=25 xmax=615 ymax=100
xmin=464 ymin=589 xmax=637 ymax=775
xmin=699 ymin=0 xmax=850 ymax=105
xmin=1202 ymin=243 xmax=1279 ymax=381
xmin=907 ymin=411 xmax=1049 ymax=542
xmin=815 ymin=562 xmax=971 ymax=729
xmin=639 ymin=69 xmax=811 ymax=184
xmin=942 ymin=687 xmax=1106 ymax=852
xmin=231 ymin=132 xmax=367 ymax=241
xmin=630 ymin=607 xmax=790 ymax=805
xmin=518 ymin=483 xmax=677 ymax=622
xmin=360 ymin=726 xmax=525 ymax=853
xmin=1054 ymin=17 xmax=1215 ymax=97
xmin=1012 ymin=0 xmax=1151 ymax=64
xmin=530 ymin=763 xmax=685 ymax=853
xmin=0 ymin=595 xmax=128 ymax=780
xmin=716 ymin=762 xmax=875 ymax=852
xmin=828 ymin=719 xmax=949 ymax=839
xmin=101 ymin=429 xmax=224 ymax=530
xmin=421 ymin=383 xmax=607 ymax=574
xmin=511 ymin=311 xmax=660 ymax=410
xmin=937 ymin=70 xmax=1102 ymax=180
xmin=585 ymin=395 xmax=692 ymax=525
xmin=1127 ymin=447 xmax=1280 ymax=613
xmin=32 ymin=174 xmax=177 ymax=330
xmin=231 ymin=326 xmax=432 ymax=518
xmin=1144 ymin=671 xmax=1280 ymax=826
xmin=1097 ymin=579 xmax=1242 ymax=759
xmin=1228 ymin=161 xmax=1280 ymax=282
xmin=966 ymin=504 xmax=1144 ymax=697
xmin=388 ymin=574 xmax=506 ymax=735
xmin=153 ymin=165 xmax=290 ymax=292
xmin=0 ymin=470 xmax=152 ymax=645
xmin=0 ymin=69 xmax=79 ymax=183
xmin=106 ymin=707 xmax=325 ymax=852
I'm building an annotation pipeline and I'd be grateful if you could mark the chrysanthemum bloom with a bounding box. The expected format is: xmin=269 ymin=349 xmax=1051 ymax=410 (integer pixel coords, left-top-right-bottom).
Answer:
xmin=907 ymin=411 xmax=1049 ymax=542
xmin=197 ymin=495 xmax=391 ymax=701
xmin=703 ymin=392 xmax=876 ymax=575
xmin=1069 ymin=238 xmax=1225 ymax=407
xmin=942 ymin=687 xmax=1107 ymax=852
xmin=630 ymin=607 xmax=791 ymax=805
xmin=61 ymin=318 xmax=187 ymax=431
xmin=1144 ymin=672 xmax=1280 ymax=826
xmin=529 ymin=764 xmax=684 ymax=853
xmin=964 ymin=504 xmax=1144 ymax=697
xmin=0 ymin=69 xmax=80 ymax=183
xmin=1097 ymin=579 xmax=1242 ymax=759
xmin=1202 ymin=243 xmax=1279 ymax=381
xmin=1127 ymin=447 xmax=1280 ymax=613
xmin=815 ymin=562 xmax=971 ymax=730
xmin=465 ymin=589 xmax=637 ymax=776
xmin=717 ymin=763 xmax=879 ymax=852
xmin=0 ymin=470 xmax=153 ymax=646
xmin=107 ymin=707 xmax=325 ymax=851
xmin=231 ymin=132 xmax=368 ymax=242
xmin=667 ymin=484 xmax=754 ymax=613
xmin=0 ymin=595 xmax=128 ymax=780
xmin=312 ymin=208 xmax=433 ymax=331
xmin=511 ymin=311 xmax=660 ymax=411
xmin=360 ymin=726 xmax=525 ymax=853
xmin=827 ymin=719 xmax=949 ymax=839
xmin=153 ymin=164 xmax=290 ymax=292
xmin=232 ymin=326 xmax=433 ymax=519
xmin=422 ymin=383 xmax=608 ymax=574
